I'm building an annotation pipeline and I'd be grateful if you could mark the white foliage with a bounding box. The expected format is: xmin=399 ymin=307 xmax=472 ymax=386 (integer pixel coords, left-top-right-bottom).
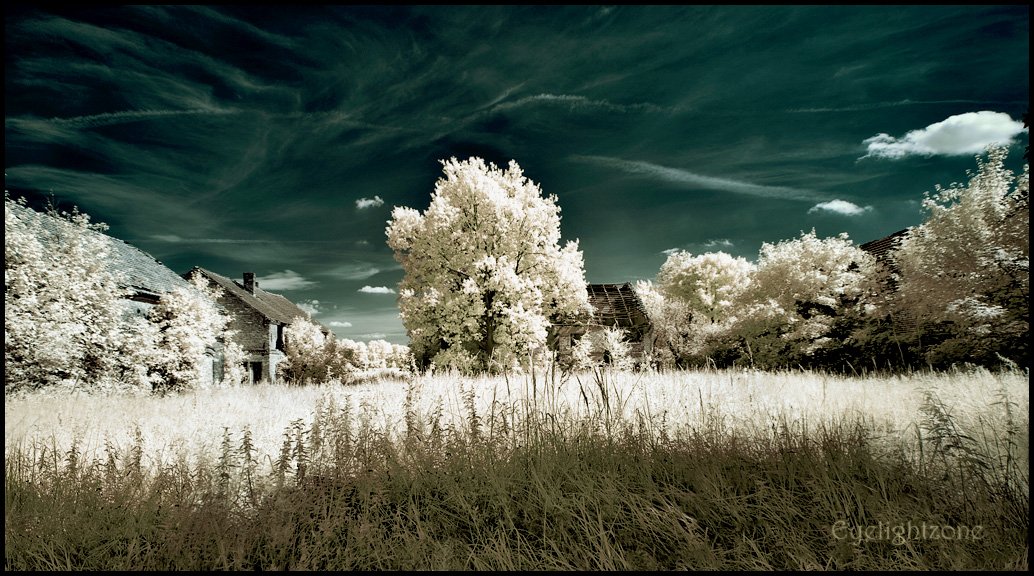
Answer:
xmin=742 ymin=230 xmax=878 ymax=353
xmin=635 ymin=280 xmax=692 ymax=366
xmin=5 ymin=196 xmax=128 ymax=391
xmin=343 ymin=338 xmax=412 ymax=371
xmin=6 ymin=196 xmax=233 ymax=394
xmin=894 ymin=145 xmax=1029 ymax=336
xmin=281 ymin=316 xmax=356 ymax=384
xmin=220 ymin=338 xmax=248 ymax=387
xmin=145 ymin=286 xmax=228 ymax=392
xmin=657 ymin=250 xmax=754 ymax=324
xmin=387 ymin=157 xmax=590 ymax=372
xmin=571 ymin=326 xmax=634 ymax=371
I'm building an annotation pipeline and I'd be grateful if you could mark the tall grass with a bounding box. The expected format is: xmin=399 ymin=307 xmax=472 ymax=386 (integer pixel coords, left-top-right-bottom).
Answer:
xmin=6 ymin=367 xmax=1029 ymax=569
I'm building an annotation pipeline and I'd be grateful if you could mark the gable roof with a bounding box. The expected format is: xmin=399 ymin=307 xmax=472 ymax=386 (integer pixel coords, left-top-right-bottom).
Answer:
xmin=187 ymin=267 xmax=331 ymax=335
xmin=859 ymin=229 xmax=909 ymax=264
xmin=586 ymin=282 xmax=651 ymax=328
xmin=7 ymin=199 xmax=213 ymax=303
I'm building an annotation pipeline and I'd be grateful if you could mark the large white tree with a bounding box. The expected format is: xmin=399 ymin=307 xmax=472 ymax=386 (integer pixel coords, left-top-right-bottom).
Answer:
xmin=6 ymin=195 xmax=238 ymax=393
xmin=5 ymin=196 xmax=128 ymax=392
xmin=739 ymin=230 xmax=879 ymax=356
xmin=142 ymin=276 xmax=232 ymax=393
xmin=638 ymin=251 xmax=755 ymax=365
xmin=657 ymin=250 xmax=754 ymax=325
xmin=894 ymin=145 xmax=1028 ymax=363
xmin=386 ymin=157 xmax=590 ymax=372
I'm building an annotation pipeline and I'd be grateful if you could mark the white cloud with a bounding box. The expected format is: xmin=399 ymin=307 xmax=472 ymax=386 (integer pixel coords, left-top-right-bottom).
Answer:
xmin=358 ymin=285 xmax=395 ymax=294
xmin=329 ymin=321 xmax=353 ymax=328
xmin=661 ymin=247 xmax=682 ymax=256
xmin=861 ymin=111 xmax=1025 ymax=159
xmin=256 ymin=269 xmax=316 ymax=291
xmin=703 ymin=239 xmax=734 ymax=248
xmin=321 ymin=262 xmax=381 ymax=280
xmin=808 ymin=200 xmax=872 ymax=216
xmin=296 ymin=299 xmax=321 ymax=315
xmin=356 ymin=195 xmax=384 ymax=209
xmin=570 ymin=155 xmax=826 ymax=202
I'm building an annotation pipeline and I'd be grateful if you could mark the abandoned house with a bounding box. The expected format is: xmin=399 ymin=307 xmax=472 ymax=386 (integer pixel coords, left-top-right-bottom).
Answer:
xmin=6 ymin=199 xmax=227 ymax=384
xmin=184 ymin=267 xmax=332 ymax=384
xmin=550 ymin=282 xmax=655 ymax=366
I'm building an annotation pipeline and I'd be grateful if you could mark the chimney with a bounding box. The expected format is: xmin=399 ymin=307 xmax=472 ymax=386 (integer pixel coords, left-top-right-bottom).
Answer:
xmin=243 ymin=272 xmax=256 ymax=294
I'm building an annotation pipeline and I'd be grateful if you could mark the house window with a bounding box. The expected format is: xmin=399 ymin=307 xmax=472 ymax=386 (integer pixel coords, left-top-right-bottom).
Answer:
xmin=276 ymin=324 xmax=285 ymax=351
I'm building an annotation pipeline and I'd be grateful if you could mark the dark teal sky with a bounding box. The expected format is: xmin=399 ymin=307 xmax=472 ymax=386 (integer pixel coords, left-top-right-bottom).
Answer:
xmin=5 ymin=6 xmax=1029 ymax=344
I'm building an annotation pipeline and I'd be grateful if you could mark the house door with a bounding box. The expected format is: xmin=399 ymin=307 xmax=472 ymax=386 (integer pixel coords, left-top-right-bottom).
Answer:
xmin=250 ymin=361 xmax=263 ymax=384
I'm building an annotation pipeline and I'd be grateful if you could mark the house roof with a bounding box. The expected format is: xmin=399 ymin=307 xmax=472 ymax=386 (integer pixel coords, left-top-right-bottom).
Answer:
xmin=7 ymin=199 xmax=214 ymax=303
xmin=187 ymin=266 xmax=331 ymax=335
xmin=586 ymin=282 xmax=651 ymax=328
xmin=859 ymin=229 xmax=909 ymax=263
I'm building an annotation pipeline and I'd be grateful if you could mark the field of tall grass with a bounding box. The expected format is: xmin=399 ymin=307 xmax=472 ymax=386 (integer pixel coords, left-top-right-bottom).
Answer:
xmin=6 ymin=366 xmax=1029 ymax=570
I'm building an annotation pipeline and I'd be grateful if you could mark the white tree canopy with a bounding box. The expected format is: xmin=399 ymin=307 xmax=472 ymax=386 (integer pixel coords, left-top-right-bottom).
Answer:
xmin=743 ymin=230 xmax=878 ymax=354
xmin=895 ymin=145 xmax=1029 ymax=338
xmin=657 ymin=250 xmax=754 ymax=324
xmin=5 ymin=196 xmax=127 ymax=390
xmin=386 ymin=157 xmax=589 ymax=372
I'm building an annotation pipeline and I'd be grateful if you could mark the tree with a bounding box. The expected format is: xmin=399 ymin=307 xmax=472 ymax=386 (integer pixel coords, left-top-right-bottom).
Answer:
xmin=571 ymin=326 xmax=634 ymax=371
xmin=646 ymin=251 xmax=755 ymax=365
xmin=656 ymin=251 xmax=754 ymax=324
xmin=634 ymin=280 xmax=692 ymax=367
xmin=894 ymin=145 xmax=1029 ymax=366
xmin=279 ymin=316 xmax=356 ymax=384
xmin=6 ymin=195 xmax=237 ymax=394
xmin=143 ymin=277 xmax=231 ymax=393
xmin=386 ymin=157 xmax=590 ymax=373
xmin=733 ymin=230 xmax=879 ymax=364
xmin=5 ymin=195 xmax=128 ymax=392
xmin=342 ymin=338 xmax=412 ymax=372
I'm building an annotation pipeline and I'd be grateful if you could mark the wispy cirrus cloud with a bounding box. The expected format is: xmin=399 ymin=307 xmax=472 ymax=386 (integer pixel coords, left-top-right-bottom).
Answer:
xmin=151 ymin=235 xmax=333 ymax=245
xmin=860 ymin=111 xmax=1026 ymax=159
xmin=321 ymin=262 xmax=383 ymax=281
xmin=571 ymin=155 xmax=828 ymax=202
xmin=787 ymin=99 xmax=1005 ymax=114
xmin=493 ymin=93 xmax=668 ymax=115
xmin=48 ymin=108 xmax=238 ymax=129
xmin=808 ymin=199 xmax=872 ymax=216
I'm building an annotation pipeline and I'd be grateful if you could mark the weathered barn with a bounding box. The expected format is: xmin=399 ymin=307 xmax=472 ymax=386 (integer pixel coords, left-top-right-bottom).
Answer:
xmin=859 ymin=229 xmax=909 ymax=270
xmin=550 ymin=282 xmax=655 ymax=365
xmin=184 ymin=267 xmax=332 ymax=384
xmin=6 ymin=199 xmax=227 ymax=384
xmin=859 ymin=229 xmax=917 ymax=334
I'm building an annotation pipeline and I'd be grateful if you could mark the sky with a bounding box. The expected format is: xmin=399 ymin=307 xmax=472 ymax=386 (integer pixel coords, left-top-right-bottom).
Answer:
xmin=5 ymin=6 xmax=1029 ymax=345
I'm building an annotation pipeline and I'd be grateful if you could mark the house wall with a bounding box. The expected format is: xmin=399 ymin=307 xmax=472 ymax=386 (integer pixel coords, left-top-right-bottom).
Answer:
xmin=191 ymin=277 xmax=279 ymax=383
